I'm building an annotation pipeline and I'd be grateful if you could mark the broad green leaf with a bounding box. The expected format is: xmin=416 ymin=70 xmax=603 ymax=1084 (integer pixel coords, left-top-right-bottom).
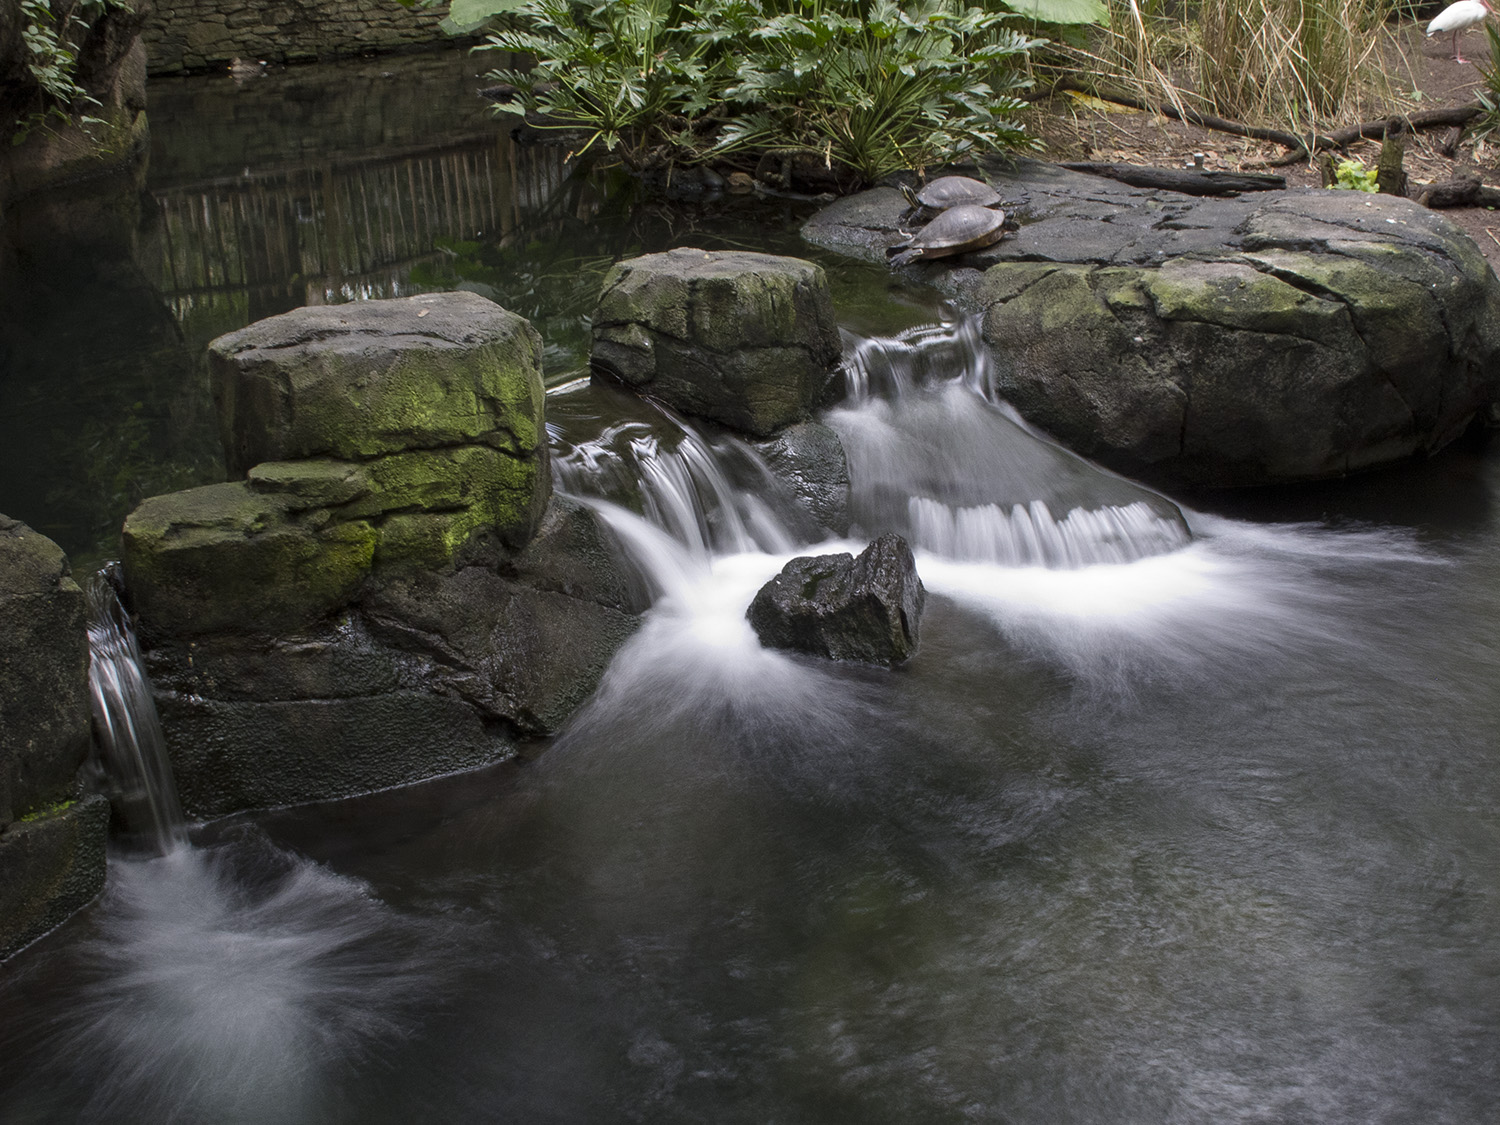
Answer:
xmin=998 ymin=0 xmax=1107 ymax=25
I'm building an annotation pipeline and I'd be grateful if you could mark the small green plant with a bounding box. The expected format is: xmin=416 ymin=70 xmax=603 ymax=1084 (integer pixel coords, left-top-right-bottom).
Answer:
xmin=481 ymin=0 xmax=1044 ymax=185
xmin=1473 ymin=23 xmax=1500 ymax=142
xmin=709 ymin=0 xmax=1041 ymax=183
xmin=12 ymin=0 xmax=123 ymax=144
xmin=1329 ymin=157 xmax=1377 ymax=192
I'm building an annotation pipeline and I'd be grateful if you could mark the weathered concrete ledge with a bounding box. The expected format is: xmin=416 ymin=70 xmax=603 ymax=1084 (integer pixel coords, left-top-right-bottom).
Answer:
xmin=804 ymin=160 xmax=1500 ymax=488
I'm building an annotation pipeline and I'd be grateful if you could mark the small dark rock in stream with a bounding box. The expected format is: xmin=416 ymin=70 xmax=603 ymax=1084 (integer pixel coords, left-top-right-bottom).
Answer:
xmin=591 ymin=248 xmax=842 ymax=438
xmin=753 ymin=421 xmax=852 ymax=536
xmin=747 ymin=534 xmax=924 ymax=666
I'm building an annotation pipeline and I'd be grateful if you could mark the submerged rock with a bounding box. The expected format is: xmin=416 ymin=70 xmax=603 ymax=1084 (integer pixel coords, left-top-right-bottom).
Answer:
xmin=805 ymin=161 xmax=1500 ymax=488
xmin=591 ymin=248 xmax=842 ymax=438
xmin=753 ymin=421 xmax=852 ymax=536
xmin=747 ymin=534 xmax=924 ymax=666
xmin=0 ymin=516 xmax=106 ymax=958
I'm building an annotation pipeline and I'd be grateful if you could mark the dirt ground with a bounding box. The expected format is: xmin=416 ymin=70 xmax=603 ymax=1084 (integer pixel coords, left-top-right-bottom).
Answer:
xmin=1028 ymin=21 xmax=1500 ymax=272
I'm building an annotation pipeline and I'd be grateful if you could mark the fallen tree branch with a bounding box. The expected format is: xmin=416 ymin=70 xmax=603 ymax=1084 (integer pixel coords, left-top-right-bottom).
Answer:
xmin=1322 ymin=105 xmax=1484 ymax=147
xmin=1044 ymin=78 xmax=1331 ymax=155
xmin=1059 ymin=162 xmax=1286 ymax=195
xmin=1416 ymin=175 xmax=1500 ymax=209
xmin=1041 ymin=79 xmax=1490 ymax=162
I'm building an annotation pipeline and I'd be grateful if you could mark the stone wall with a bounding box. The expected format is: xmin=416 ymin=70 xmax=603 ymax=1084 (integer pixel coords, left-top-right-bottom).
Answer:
xmin=145 ymin=0 xmax=456 ymax=76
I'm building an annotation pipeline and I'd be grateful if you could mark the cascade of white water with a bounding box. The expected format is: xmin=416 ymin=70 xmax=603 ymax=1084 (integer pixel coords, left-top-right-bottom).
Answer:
xmin=908 ymin=497 xmax=1192 ymax=568
xmin=85 ymin=569 xmax=187 ymax=855
xmin=554 ymin=406 xmax=799 ymax=565
xmin=834 ymin=316 xmax=1193 ymax=568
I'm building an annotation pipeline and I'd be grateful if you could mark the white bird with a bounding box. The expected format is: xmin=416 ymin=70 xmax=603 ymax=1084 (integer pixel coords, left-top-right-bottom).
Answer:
xmin=1428 ymin=0 xmax=1493 ymax=65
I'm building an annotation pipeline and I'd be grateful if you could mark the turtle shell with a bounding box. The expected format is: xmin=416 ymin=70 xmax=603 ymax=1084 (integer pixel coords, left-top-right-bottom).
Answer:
xmin=915 ymin=175 xmax=1001 ymax=211
xmin=902 ymin=204 xmax=1008 ymax=259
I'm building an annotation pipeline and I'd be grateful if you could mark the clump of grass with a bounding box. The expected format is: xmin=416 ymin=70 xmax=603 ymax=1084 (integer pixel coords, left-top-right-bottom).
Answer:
xmin=1059 ymin=0 xmax=1406 ymax=138
xmin=1197 ymin=0 xmax=1397 ymax=130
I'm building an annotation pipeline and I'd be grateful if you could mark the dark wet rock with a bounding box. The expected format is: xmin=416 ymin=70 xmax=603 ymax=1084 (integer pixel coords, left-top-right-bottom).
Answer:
xmin=0 ymin=516 xmax=106 ymax=959
xmin=0 ymin=794 xmax=109 ymax=960
xmin=591 ymin=248 xmax=842 ymax=438
xmin=754 ymin=421 xmax=852 ymax=536
xmin=804 ymin=160 xmax=1500 ymax=487
xmin=747 ymin=534 xmax=924 ymax=666
xmin=0 ymin=517 xmax=91 ymax=824
xmin=140 ymin=496 xmax=643 ymax=817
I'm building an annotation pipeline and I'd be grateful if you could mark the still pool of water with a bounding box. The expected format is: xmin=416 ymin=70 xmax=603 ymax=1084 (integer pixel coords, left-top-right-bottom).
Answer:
xmin=1 ymin=48 xmax=1498 ymax=1124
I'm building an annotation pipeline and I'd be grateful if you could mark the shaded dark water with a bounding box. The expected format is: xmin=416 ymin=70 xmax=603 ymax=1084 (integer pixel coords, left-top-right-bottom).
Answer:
xmin=2 ymin=48 xmax=1499 ymax=1125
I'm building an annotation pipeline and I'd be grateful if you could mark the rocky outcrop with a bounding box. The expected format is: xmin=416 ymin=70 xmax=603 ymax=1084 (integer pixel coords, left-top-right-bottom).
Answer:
xmin=804 ymin=161 xmax=1500 ymax=488
xmin=0 ymin=517 xmax=107 ymax=959
xmin=747 ymin=534 xmax=924 ymax=665
xmin=122 ymin=294 xmax=641 ymax=816
xmin=591 ymin=248 xmax=843 ymax=438
xmin=125 ymin=292 xmax=549 ymax=637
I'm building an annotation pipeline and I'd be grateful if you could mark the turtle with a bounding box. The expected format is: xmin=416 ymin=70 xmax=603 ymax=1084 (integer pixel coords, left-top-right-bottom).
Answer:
xmin=887 ymin=204 xmax=1009 ymax=267
xmin=899 ymin=175 xmax=1002 ymax=220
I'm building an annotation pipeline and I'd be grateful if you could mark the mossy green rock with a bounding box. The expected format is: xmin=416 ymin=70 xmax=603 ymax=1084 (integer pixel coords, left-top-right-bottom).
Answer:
xmin=0 ymin=794 xmax=108 ymax=960
xmin=122 ymin=481 xmax=377 ymax=636
xmin=0 ymin=516 xmax=91 ymax=824
xmin=592 ymin=248 xmax=842 ymax=437
xmin=138 ymin=496 xmax=645 ymax=816
xmin=211 ymin=291 xmax=546 ymax=472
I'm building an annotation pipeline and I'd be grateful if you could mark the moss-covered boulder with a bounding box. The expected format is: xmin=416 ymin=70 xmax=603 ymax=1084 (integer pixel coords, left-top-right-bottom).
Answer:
xmin=124 ymin=293 xmax=551 ymax=637
xmin=0 ymin=517 xmax=91 ymax=823
xmin=212 ymin=291 xmax=546 ymax=473
xmin=0 ymin=794 xmax=109 ymax=959
xmin=591 ymin=248 xmax=842 ymax=437
xmin=805 ymin=162 xmax=1500 ymax=488
xmin=116 ymin=293 xmax=631 ymax=815
xmin=0 ymin=516 xmax=106 ymax=959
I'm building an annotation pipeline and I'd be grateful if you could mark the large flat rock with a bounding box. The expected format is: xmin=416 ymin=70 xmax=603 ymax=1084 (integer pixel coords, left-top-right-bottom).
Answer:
xmin=804 ymin=161 xmax=1500 ymax=487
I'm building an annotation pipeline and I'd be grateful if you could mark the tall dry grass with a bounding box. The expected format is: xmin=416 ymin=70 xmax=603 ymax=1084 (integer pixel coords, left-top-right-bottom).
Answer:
xmin=1078 ymin=0 xmax=1407 ymax=135
xmin=1197 ymin=0 xmax=1398 ymax=128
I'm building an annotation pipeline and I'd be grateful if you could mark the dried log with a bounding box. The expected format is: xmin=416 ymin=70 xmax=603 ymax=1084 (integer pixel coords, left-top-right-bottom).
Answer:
xmin=1043 ymin=78 xmax=1488 ymax=161
xmin=1323 ymin=106 xmax=1484 ymax=147
xmin=1416 ymin=176 xmax=1500 ymax=209
xmin=1045 ymin=79 xmax=1332 ymax=154
xmin=1059 ymin=162 xmax=1286 ymax=195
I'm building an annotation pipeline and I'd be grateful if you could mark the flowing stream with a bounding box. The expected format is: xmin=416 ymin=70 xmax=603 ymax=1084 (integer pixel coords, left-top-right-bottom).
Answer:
xmin=5 ymin=307 xmax=1496 ymax=1122
xmin=2 ymin=51 xmax=1499 ymax=1124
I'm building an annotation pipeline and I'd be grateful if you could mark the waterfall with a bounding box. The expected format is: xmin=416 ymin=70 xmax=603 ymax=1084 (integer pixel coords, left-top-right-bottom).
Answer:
xmin=832 ymin=316 xmax=1192 ymax=568
xmin=85 ymin=567 xmax=187 ymax=855
xmin=909 ymin=497 xmax=1191 ymax=568
xmin=552 ymin=399 xmax=800 ymax=594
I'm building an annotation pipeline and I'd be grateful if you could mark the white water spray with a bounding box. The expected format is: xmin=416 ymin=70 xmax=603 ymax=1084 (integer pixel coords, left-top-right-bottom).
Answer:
xmin=86 ymin=569 xmax=187 ymax=855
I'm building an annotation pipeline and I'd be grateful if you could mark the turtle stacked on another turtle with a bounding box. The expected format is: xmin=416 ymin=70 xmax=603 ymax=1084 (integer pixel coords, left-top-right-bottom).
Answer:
xmin=888 ymin=175 xmax=1012 ymax=268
